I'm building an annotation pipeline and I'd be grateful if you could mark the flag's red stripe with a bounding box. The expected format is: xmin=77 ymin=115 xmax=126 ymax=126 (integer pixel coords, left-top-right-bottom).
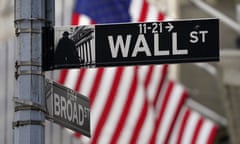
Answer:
xmin=110 ymin=68 xmax=138 ymax=143
xmin=191 ymin=117 xmax=204 ymax=144
xmin=71 ymin=12 xmax=80 ymax=25
xmin=89 ymin=68 xmax=104 ymax=106
xmin=74 ymin=69 xmax=86 ymax=91
xmin=153 ymin=65 xmax=168 ymax=107
xmin=91 ymin=67 xmax=124 ymax=144
xmin=207 ymin=125 xmax=218 ymax=144
xmin=158 ymin=12 xmax=165 ymax=21
xmin=58 ymin=69 xmax=69 ymax=84
xmin=90 ymin=20 xmax=96 ymax=24
xmin=139 ymin=0 xmax=149 ymax=22
xmin=176 ymin=108 xmax=191 ymax=144
xmin=149 ymin=80 xmax=174 ymax=144
xmin=74 ymin=132 xmax=81 ymax=138
xmin=164 ymin=90 xmax=188 ymax=143
xmin=129 ymin=98 xmax=148 ymax=143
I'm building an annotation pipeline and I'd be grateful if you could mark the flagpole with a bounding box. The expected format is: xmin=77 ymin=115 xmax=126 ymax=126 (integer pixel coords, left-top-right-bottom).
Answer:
xmin=13 ymin=0 xmax=51 ymax=143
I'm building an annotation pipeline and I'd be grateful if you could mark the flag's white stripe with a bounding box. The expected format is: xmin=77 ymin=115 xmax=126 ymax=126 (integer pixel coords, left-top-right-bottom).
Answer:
xmin=137 ymin=104 xmax=155 ymax=144
xmin=98 ymin=67 xmax=135 ymax=144
xmin=155 ymin=83 xmax=184 ymax=143
xmin=78 ymin=68 xmax=97 ymax=96
xmin=196 ymin=120 xmax=215 ymax=144
xmin=148 ymin=66 xmax=164 ymax=102
xmin=90 ymin=68 xmax=117 ymax=135
xmin=169 ymin=107 xmax=187 ymax=144
xmin=129 ymin=0 xmax=143 ymax=22
xmin=181 ymin=111 xmax=200 ymax=144
xmin=138 ymin=65 xmax=149 ymax=83
xmin=146 ymin=5 xmax=160 ymax=22
xmin=118 ymin=82 xmax=145 ymax=143
xmin=78 ymin=14 xmax=91 ymax=25
xmin=64 ymin=69 xmax=80 ymax=88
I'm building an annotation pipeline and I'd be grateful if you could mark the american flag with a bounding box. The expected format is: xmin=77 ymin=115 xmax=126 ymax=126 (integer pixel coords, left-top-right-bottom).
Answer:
xmin=58 ymin=0 xmax=219 ymax=143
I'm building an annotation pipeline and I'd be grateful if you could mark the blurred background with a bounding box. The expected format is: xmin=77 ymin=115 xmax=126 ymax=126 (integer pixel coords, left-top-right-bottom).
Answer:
xmin=1 ymin=0 xmax=240 ymax=143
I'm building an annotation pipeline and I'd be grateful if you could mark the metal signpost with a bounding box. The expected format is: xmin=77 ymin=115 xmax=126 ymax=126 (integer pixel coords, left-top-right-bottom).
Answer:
xmin=45 ymin=80 xmax=91 ymax=137
xmin=43 ymin=18 xmax=219 ymax=70
xmin=14 ymin=0 xmax=47 ymax=144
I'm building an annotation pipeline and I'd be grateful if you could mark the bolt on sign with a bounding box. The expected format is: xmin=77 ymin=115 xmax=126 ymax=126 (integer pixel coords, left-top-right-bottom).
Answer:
xmin=45 ymin=79 xmax=91 ymax=137
xmin=43 ymin=18 xmax=219 ymax=70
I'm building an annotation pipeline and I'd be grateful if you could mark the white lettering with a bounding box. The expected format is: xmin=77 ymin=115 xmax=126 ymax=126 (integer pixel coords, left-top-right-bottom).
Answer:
xmin=54 ymin=94 xmax=60 ymax=116
xmin=172 ymin=32 xmax=188 ymax=55
xmin=190 ymin=31 xmax=208 ymax=43
xmin=53 ymin=94 xmax=89 ymax=126
xmin=60 ymin=96 xmax=67 ymax=119
xmin=67 ymin=100 xmax=72 ymax=121
xmin=154 ymin=34 xmax=169 ymax=56
xmin=108 ymin=35 xmax=132 ymax=58
xmin=84 ymin=107 xmax=90 ymax=118
xmin=190 ymin=31 xmax=198 ymax=43
xmin=78 ymin=105 xmax=84 ymax=126
xmin=108 ymin=32 xmax=190 ymax=58
xmin=72 ymin=102 xmax=79 ymax=124
xmin=199 ymin=31 xmax=208 ymax=43
xmin=132 ymin=34 xmax=151 ymax=57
